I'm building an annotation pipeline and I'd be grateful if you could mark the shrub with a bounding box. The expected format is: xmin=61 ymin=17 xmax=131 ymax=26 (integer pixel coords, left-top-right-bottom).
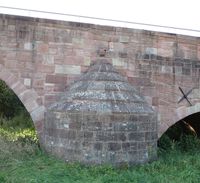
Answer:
xmin=0 ymin=112 xmax=34 ymax=129
xmin=0 ymin=80 xmax=25 ymax=118
xmin=0 ymin=114 xmax=38 ymax=149
xmin=177 ymin=135 xmax=200 ymax=152
xmin=158 ymin=134 xmax=173 ymax=151
xmin=158 ymin=133 xmax=200 ymax=155
xmin=0 ymin=135 xmax=40 ymax=165
xmin=0 ymin=116 xmax=40 ymax=164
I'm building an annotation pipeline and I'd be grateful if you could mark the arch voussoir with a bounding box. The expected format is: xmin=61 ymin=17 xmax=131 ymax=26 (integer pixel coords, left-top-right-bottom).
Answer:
xmin=18 ymin=90 xmax=38 ymax=106
xmin=30 ymin=105 xmax=46 ymax=123
xmin=10 ymin=81 xmax=27 ymax=96
xmin=0 ymin=65 xmax=45 ymax=129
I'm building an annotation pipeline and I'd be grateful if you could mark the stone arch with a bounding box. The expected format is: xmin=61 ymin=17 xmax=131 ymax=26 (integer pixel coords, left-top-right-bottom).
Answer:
xmin=0 ymin=64 xmax=45 ymax=138
xmin=159 ymin=103 xmax=200 ymax=137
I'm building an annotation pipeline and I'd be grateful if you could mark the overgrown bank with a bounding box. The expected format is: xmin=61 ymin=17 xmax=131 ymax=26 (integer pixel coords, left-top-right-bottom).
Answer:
xmin=1 ymin=116 xmax=200 ymax=183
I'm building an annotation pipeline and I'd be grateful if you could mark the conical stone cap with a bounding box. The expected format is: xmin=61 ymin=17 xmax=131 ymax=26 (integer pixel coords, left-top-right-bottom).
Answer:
xmin=50 ymin=60 xmax=153 ymax=114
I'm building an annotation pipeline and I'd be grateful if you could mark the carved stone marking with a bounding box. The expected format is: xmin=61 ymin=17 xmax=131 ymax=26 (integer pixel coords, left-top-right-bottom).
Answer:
xmin=178 ymin=87 xmax=193 ymax=106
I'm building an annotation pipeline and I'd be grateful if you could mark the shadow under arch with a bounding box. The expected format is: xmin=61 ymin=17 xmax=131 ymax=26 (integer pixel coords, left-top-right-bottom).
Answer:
xmin=159 ymin=103 xmax=200 ymax=138
xmin=0 ymin=64 xmax=45 ymax=140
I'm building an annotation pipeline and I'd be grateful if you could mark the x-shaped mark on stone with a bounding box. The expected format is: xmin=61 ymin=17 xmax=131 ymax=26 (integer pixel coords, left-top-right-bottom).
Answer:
xmin=178 ymin=87 xmax=193 ymax=106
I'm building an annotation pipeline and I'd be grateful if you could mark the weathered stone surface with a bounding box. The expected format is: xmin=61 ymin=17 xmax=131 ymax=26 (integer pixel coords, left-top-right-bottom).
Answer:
xmin=50 ymin=62 xmax=151 ymax=114
xmin=46 ymin=61 xmax=157 ymax=165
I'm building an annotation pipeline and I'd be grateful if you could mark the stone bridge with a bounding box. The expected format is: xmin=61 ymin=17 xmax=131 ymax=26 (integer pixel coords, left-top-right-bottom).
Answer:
xmin=1 ymin=14 xmax=200 ymax=143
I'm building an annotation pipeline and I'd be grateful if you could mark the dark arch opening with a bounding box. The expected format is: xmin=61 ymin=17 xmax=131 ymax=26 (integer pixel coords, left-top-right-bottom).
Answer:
xmin=0 ymin=79 xmax=38 ymax=143
xmin=158 ymin=112 xmax=200 ymax=151
xmin=0 ymin=80 xmax=28 ymax=118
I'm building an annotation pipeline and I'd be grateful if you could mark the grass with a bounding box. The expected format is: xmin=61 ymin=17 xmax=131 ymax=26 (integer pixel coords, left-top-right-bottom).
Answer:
xmin=1 ymin=143 xmax=200 ymax=183
xmin=1 ymin=116 xmax=200 ymax=183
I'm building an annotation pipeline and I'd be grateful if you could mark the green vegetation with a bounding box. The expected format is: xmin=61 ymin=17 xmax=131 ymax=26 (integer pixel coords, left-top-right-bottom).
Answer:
xmin=1 ymin=115 xmax=200 ymax=183
xmin=0 ymin=80 xmax=26 ymax=118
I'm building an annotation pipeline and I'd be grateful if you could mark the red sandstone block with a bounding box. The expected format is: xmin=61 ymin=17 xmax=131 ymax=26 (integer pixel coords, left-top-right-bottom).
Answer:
xmin=24 ymin=100 xmax=39 ymax=113
xmin=53 ymin=84 xmax=66 ymax=92
xmin=126 ymin=70 xmax=136 ymax=77
xmin=25 ymin=62 xmax=35 ymax=71
xmin=152 ymin=73 xmax=174 ymax=85
xmin=16 ymin=51 xmax=32 ymax=62
xmin=177 ymin=35 xmax=197 ymax=44
xmin=152 ymin=97 xmax=159 ymax=106
xmin=157 ymin=39 xmax=174 ymax=55
xmin=91 ymin=58 xmax=112 ymax=65
xmin=140 ymin=87 xmax=157 ymax=97
xmin=46 ymin=74 xmax=67 ymax=84
xmin=37 ymin=43 xmax=49 ymax=53
xmin=157 ymin=99 xmax=168 ymax=106
xmin=16 ymin=61 xmax=26 ymax=70
xmin=19 ymin=90 xmax=38 ymax=103
xmin=44 ymin=94 xmax=61 ymax=106
xmin=6 ymin=52 xmax=16 ymax=60
xmin=175 ymin=75 xmax=194 ymax=88
xmin=117 ymin=69 xmax=127 ymax=77
xmin=4 ymin=60 xmax=17 ymax=69
xmin=158 ymin=92 xmax=178 ymax=105
xmin=37 ymin=64 xmax=55 ymax=73
xmin=32 ymin=79 xmax=45 ymax=89
xmin=155 ymin=84 xmax=171 ymax=94
xmin=81 ymin=66 xmax=89 ymax=73
xmin=11 ymin=81 xmax=27 ymax=96
xmin=33 ymin=87 xmax=45 ymax=96
xmin=54 ymin=56 xmax=64 ymax=64
xmin=63 ymin=56 xmax=84 ymax=65
xmin=128 ymin=77 xmax=151 ymax=87
xmin=178 ymin=43 xmax=197 ymax=59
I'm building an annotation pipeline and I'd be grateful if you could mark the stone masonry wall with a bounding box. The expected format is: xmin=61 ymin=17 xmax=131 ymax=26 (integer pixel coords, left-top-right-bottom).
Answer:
xmin=45 ymin=112 xmax=157 ymax=165
xmin=44 ymin=61 xmax=157 ymax=165
xmin=0 ymin=14 xmax=200 ymax=138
